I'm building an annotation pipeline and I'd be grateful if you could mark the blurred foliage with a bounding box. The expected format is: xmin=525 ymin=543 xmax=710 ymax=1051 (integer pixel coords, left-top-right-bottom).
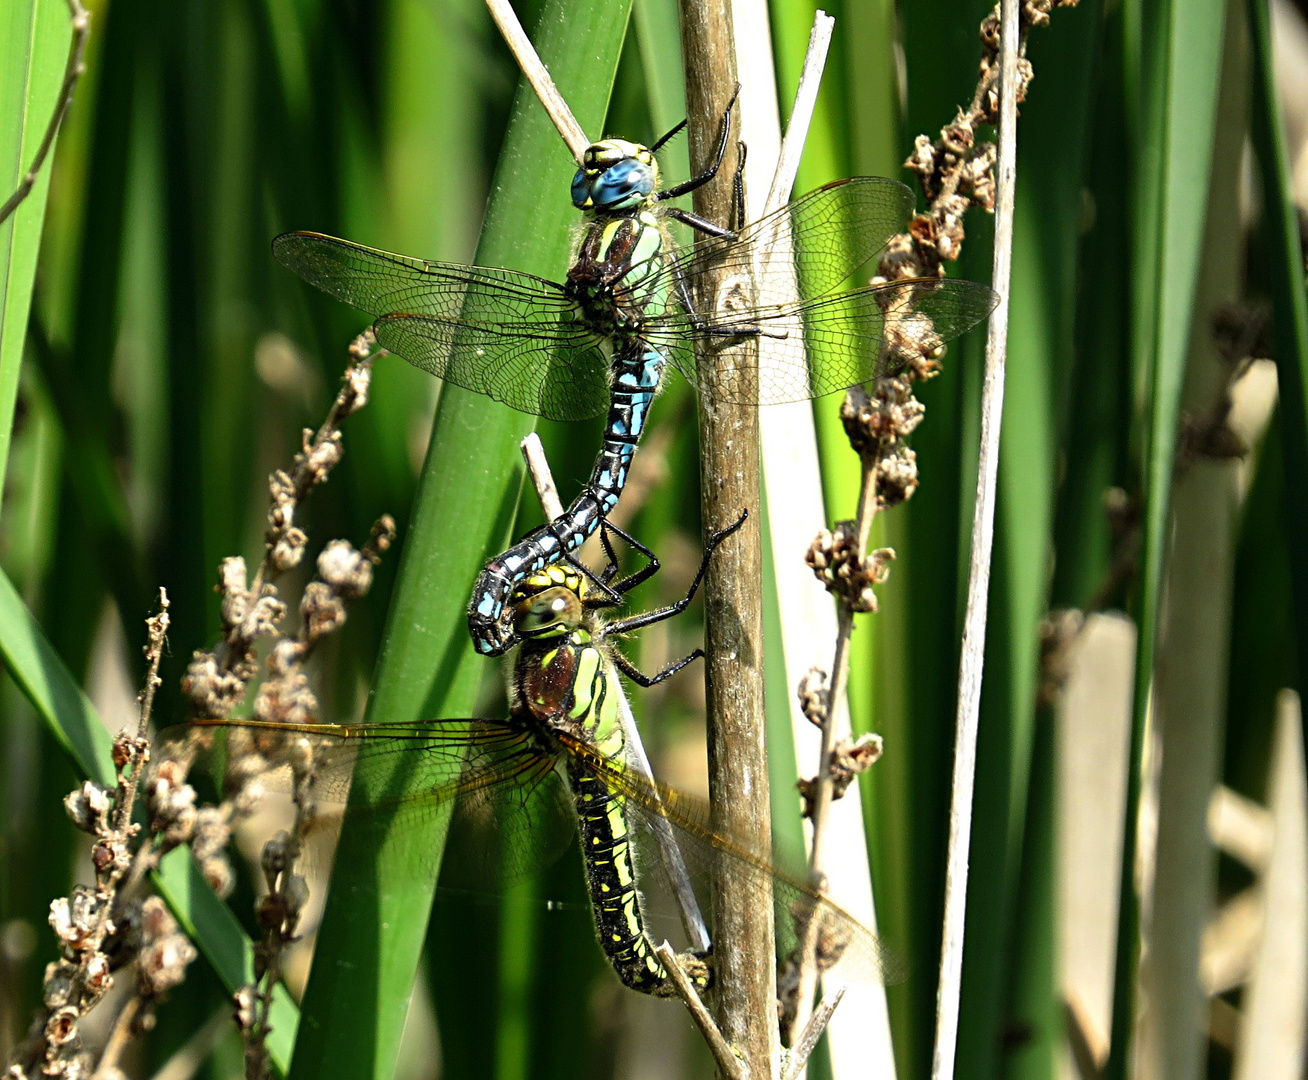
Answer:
xmin=1 ymin=0 xmax=1305 ymax=1078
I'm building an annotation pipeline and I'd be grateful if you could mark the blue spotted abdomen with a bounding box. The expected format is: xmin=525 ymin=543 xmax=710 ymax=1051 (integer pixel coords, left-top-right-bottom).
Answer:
xmin=466 ymin=341 xmax=664 ymax=656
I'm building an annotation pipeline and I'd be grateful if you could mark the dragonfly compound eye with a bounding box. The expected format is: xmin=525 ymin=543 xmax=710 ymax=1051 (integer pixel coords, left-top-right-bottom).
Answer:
xmin=572 ymin=143 xmax=657 ymax=212
xmin=511 ymin=585 xmax=582 ymax=638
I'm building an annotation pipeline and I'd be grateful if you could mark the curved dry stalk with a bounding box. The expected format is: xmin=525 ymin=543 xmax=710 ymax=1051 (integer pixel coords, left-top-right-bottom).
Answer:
xmin=0 ymin=0 xmax=90 ymax=226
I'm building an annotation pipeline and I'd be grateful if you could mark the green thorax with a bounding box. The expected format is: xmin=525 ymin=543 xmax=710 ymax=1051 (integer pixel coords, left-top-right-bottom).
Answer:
xmin=518 ymin=632 xmax=625 ymax=762
xmin=508 ymin=563 xmax=625 ymax=760
xmin=566 ymin=209 xmax=671 ymax=338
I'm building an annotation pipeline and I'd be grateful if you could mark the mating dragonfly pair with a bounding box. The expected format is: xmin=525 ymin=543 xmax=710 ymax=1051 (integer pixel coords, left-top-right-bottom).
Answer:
xmin=273 ymin=94 xmax=997 ymax=656
xmin=176 ymin=100 xmax=995 ymax=1007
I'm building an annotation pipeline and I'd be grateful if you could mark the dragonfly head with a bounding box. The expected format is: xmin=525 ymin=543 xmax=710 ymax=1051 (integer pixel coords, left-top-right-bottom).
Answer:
xmin=572 ymin=140 xmax=659 ymax=213
xmin=510 ymin=565 xmax=587 ymax=639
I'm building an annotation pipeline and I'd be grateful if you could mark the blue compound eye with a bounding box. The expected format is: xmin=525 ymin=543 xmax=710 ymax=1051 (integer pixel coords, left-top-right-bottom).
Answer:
xmin=571 ymin=167 xmax=592 ymax=209
xmin=586 ymin=158 xmax=655 ymax=212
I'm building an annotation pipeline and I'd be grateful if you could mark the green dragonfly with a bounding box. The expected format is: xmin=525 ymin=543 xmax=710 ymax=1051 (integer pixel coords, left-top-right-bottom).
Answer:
xmin=164 ymin=517 xmax=898 ymax=1000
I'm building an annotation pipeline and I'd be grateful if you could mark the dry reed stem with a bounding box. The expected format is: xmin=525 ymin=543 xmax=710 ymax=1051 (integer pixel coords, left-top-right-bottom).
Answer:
xmin=677 ymin=3 xmax=776 ymax=1074
xmin=483 ymin=0 xmax=588 ymax=163
xmin=931 ymin=0 xmax=1020 ymax=1075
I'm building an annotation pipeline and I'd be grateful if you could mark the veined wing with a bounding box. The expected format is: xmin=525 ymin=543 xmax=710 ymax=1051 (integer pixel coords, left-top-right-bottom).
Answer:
xmin=161 ymin=718 xmax=575 ymax=889
xmin=373 ymin=313 xmax=610 ymax=421
xmin=646 ymin=276 xmax=999 ymax=406
xmin=646 ymin=177 xmax=917 ymax=323
xmin=560 ymin=734 xmax=905 ymax=988
xmin=273 ymin=232 xmax=611 ymax=420
xmin=273 ymin=232 xmax=577 ymax=321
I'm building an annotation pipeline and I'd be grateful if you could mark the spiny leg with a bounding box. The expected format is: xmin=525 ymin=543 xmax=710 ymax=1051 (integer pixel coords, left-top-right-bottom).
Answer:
xmin=601 ymin=510 xmax=749 ymax=685
xmin=567 ymin=518 xmax=664 ymax=610
xmin=609 ymin=643 xmax=705 ymax=688
xmin=649 ymin=118 xmax=687 ymax=154
xmin=732 ymin=141 xmax=747 ymax=230
xmin=601 ymin=509 xmax=749 ymax=638
xmin=656 ymin=84 xmax=740 ymax=202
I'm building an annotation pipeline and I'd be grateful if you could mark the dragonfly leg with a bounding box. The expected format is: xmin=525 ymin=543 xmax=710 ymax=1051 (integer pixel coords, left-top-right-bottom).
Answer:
xmin=600 ymin=509 xmax=748 ymax=639
xmin=609 ymin=643 xmax=704 ymax=688
xmin=578 ymin=519 xmax=664 ymax=614
xmin=599 ymin=518 xmax=664 ymax=596
xmin=649 ymin=118 xmax=687 ymax=155
xmin=732 ymin=141 xmax=747 ymax=229
xmin=664 ymin=207 xmax=736 ymax=240
xmin=597 ymin=522 xmax=625 ymax=587
xmin=656 ymin=84 xmax=740 ymax=202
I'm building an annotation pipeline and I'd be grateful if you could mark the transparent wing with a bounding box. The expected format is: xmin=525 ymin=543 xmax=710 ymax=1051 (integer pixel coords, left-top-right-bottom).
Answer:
xmin=273 ymin=232 xmax=610 ymax=421
xmin=646 ymin=277 xmax=999 ymax=405
xmin=651 ymin=176 xmax=918 ymax=310
xmin=372 ymin=313 xmax=610 ymax=421
xmin=562 ymin=736 xmax=905 ymax=988
xmin=273 ymin=232 xmax=576 ymax=321
xmin=158 ymin=718 xmax=575 ymax=890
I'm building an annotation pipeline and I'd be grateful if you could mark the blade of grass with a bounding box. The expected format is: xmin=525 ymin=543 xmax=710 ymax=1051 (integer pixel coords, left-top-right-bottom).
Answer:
xmin=0 ymin=0 xmax=74 ymax=504
xmin=932 ymin=0 xmax=1019 ymax=1074
xmin=1142 ymin=6 xmax=1247 ymax=1076
xmin=1105 ymin=0 xmax=1228 ymax=1075
xmin=0 ymin=566 xmax=300 ymax=1075
xmin=286 ymin=6 xmax=634 ymax=1079
xmin=959 ymin=4 xmax=1102 ymax=1077
xmin=1248 ymin=0 xmax=1308 ymax=754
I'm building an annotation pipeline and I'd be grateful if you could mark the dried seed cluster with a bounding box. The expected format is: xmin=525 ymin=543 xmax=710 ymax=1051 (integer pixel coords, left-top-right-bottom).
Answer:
xmin=7 ymin=601 xmax=187 ymax=1080
xmin=183 ymin=332 xmax=380 ymax=723
xmin=806 ymin=525 xmax=894 ymax=614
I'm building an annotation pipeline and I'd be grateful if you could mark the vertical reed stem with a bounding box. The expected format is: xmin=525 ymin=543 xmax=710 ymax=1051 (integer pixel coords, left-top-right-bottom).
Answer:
xmin=677 ymin=5 xmax=776 ymax=1075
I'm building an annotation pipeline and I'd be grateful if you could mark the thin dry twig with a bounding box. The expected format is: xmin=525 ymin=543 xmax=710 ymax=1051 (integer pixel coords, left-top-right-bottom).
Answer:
xmin=0 ymin=0 xmax=90 ymax=226
xmin=781 ymin=986 xmax=847 ymax=1080
xmin=761 ymin=12 xmax=834 ymax=216
xmin=653 ymin=942 xmax=745 ymax=1080
xmin=483 ymin=0 xmax=588 ymax=163
xmin=932 ymin=0 xmax=1022 ymax=1075
xmin=521 ymin=433 xmax=565 ymax=520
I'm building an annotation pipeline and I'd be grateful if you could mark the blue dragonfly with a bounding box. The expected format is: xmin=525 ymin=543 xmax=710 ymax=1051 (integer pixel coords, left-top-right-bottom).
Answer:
xmin=273 ymin=101 xmax=997 ymax=655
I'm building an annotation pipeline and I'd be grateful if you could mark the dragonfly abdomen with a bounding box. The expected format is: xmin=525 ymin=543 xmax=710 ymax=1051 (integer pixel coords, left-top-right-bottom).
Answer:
xmin=466 ymin=341 xmax=665 ymax=656
xmin=567 ymin=762 xmax=686 ymax=997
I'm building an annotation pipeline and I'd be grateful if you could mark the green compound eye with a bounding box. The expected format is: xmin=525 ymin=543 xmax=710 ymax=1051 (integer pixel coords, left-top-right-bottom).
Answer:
xmin=512 ymin=585 xmax=582 ymax=638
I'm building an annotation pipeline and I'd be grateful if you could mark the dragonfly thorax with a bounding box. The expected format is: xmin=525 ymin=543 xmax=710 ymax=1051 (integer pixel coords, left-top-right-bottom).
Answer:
xmin=571 ymin=140 xmax=659 ymax=213
xmin=567 ymin=212 xmax=665 ymax=337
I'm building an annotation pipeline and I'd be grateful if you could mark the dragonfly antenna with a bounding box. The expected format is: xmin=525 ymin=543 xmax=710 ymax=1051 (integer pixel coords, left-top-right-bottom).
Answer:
xmin=485 ymin=0 xmax=589 ymax=165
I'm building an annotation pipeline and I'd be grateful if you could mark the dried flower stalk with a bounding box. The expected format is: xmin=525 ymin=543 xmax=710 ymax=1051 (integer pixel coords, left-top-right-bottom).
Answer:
xmin=154 ymin=333 xmax=394 ymax=1079
xmin=786 ymin=0 xmax=1078 ymax=1048
xmin=5 ymin=593 xmax=197 ymax=1080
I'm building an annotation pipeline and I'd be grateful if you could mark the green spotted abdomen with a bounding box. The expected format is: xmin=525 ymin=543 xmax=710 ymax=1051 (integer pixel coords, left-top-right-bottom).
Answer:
xmin=567 ymin=760 xmax=675 ymax=996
